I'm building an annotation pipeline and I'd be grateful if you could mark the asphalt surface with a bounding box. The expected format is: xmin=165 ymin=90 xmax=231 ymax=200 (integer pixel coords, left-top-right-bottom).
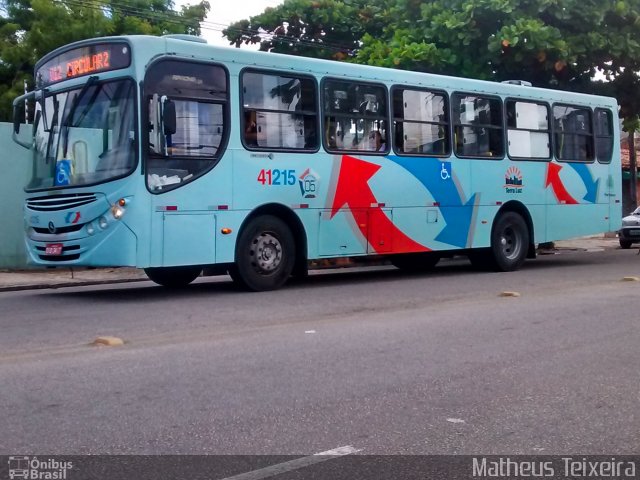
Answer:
xmin=1 ymin=246 xmax=639 ymax=456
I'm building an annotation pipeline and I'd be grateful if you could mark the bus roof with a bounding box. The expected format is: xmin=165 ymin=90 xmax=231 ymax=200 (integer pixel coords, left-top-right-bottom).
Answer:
xmin=37 ymin=34 xmax=618 ymax=108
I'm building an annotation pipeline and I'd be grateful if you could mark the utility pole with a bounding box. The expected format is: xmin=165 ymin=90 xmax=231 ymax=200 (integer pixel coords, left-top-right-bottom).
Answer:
xmin=628 ymin=130 xmax=638 ymax=210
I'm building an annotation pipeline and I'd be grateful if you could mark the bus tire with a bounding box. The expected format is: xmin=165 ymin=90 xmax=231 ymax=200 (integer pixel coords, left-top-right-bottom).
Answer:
xmin=619 ymin=239 xmax=633 ymax=249
xmin=488 ymin=211 xmax=529 ymax=271
xmin=391 ymin=252 xmax=440 ymax=272
xmin=144 ymin=266 xmax=202 ymax=287
xmin=231 ymin=215 xmax=295 ymax=291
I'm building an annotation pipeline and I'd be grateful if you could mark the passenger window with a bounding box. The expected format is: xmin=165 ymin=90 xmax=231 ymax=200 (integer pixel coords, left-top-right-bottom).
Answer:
xmin=553 ymin=105 xmax=594 ymax=162
xmin=241 ymin=71 xmax=318 ymax=150
xmin=452 ymin=94 xmax=504 ymax=158
xmin=323 ymin=80 xmax=388 ymax=153
xmin=595 ymin=108 xmax=613 ymax=163
xmin=392 ymin=88 xmax=450 ymax=156
xmin=506 ymin=100 xmax=551 ymax=159
xmin=145 ymin=59 xmax=228 ymax=192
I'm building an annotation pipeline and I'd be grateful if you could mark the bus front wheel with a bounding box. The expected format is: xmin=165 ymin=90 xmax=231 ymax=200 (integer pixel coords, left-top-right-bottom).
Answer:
xmin=144 ymin=266 xmax=202 ymax=288
xmin=231 ymin=215 xmax=295 ymax=291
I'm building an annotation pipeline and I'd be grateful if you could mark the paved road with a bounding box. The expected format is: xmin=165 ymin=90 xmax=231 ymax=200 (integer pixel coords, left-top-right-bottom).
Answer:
xmin=1 ymin=249 xmax=639 ymax=455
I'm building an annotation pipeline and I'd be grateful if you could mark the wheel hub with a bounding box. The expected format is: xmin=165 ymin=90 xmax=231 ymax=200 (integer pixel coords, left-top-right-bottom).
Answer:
xmin=501 ymin=228 xmax=520 ymax=258
xmin=251 ymin=233 xmax=282 ymax=273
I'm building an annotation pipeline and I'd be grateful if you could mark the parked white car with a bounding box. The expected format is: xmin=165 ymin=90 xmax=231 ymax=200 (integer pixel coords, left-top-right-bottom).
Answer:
xmin=619 ymin=206 xmax=640 ymax=248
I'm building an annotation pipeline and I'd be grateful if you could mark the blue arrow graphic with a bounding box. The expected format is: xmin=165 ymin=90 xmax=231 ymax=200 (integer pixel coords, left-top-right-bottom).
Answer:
xmin=388 ymin=156 xmax=477 ymax=248
xmin=568 ymin=163 xmax=599 ymax=203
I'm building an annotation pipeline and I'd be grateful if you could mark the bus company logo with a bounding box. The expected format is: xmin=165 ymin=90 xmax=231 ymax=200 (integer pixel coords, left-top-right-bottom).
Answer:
xmin=8 ymin=456 xmax=74 ymax=479
xmin=298 ymin=168 xmax=319 ymax=199
xmin=64 ymin=212 xmax=81 ymax=224
xmin=505 ymin=166 xmax=524 ymax=194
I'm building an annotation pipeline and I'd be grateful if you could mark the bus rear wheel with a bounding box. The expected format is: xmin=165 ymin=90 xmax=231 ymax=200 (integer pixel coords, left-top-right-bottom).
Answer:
xmin=488 ymin=211 xmax=529 ymax=271
xmin=231 ymin=215 xmax=295 ymax=291
xmin=144 ymin=266 xmax=202 ymax=288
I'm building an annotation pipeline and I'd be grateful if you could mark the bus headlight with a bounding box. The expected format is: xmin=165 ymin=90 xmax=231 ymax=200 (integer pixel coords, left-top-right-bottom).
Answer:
xmin=86 ymin=224 xmax=95 ymax=235
xmin=110 ymin=204 xmax=126 ymax=220
xmin=98 ymin=216 xmax=109 ymax=230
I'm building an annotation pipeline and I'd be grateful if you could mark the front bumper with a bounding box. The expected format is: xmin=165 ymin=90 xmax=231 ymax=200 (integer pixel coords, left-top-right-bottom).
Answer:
xmin=618 ymin=227 xmax=640 ymax=243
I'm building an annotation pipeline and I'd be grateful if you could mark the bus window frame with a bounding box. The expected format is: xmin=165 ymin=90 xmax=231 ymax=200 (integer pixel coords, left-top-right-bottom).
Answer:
xmin=594 ymin=107 xmax=614 ymax=164
xmin=451 ymin=91 xmax=505 ymax=161
xmin=320 ymin=76 xmax=390 ymax=156
xmin=390 ymin=85 xmax=451 ymax=158
xmin=504 ymin=97 xmax=552 ymax=163
xmin=142 ymin=57 xmax=231 ymax=195
xmin=551 ymin=102 xmax=595 ymax=164
xmin=239 ymin=67 xmax=320 ymax=154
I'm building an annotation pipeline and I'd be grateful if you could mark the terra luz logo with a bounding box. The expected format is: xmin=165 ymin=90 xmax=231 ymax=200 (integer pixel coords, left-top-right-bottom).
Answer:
xmin=504 ymin=166 xmax=523 ymax=194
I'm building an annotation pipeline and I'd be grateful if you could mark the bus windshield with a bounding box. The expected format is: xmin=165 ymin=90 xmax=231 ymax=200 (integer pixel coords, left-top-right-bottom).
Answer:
xmin=27 ymin=78 xmax=137 ymax=191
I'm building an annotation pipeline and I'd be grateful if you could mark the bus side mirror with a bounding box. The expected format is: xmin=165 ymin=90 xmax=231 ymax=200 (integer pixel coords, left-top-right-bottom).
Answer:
xmin=162 ymin=98 xmax=177 ymax=136
xmin=11 ymin=91 xmax=36 ymax=149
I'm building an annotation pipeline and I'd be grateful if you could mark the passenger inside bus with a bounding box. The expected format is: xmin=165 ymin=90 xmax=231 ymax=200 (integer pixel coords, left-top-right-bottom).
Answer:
xmin=370 ymin=130 xmax=385 ymax=151
xmin=244 ymin=110 xmax=258 ymax=146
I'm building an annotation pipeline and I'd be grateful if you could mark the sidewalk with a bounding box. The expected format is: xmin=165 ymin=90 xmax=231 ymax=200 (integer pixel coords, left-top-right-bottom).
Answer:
xmin=0 ymin=267 xmax=148 ymax=292
xmin=0 ymin=234 xmax=624 ymax=292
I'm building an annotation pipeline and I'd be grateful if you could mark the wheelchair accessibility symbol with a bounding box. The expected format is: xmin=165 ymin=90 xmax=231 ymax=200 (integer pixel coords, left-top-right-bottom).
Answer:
xmin=54 ymin=159 xmax=72 ymax=186
xmin=440 ymin=162 xmax=451 ymax=180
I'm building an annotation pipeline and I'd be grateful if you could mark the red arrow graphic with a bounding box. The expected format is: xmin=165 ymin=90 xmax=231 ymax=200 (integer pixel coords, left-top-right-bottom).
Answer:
xmin=330 ymin=155 xmax=429 ymax=254
xmin=545 ymin=163 xmax=578 ymax=204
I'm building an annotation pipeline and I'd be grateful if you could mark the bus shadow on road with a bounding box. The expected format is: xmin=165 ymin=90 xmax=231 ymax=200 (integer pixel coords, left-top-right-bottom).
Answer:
xmin=41 ymin=251 xmax=605 ymax=301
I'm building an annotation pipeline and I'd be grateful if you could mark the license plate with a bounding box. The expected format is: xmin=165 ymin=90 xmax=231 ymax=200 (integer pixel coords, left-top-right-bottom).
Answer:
xmin=630 ymin=230 xmax=640 ymax=236
xmin=45 ymin=243 xmax=63 ymax=255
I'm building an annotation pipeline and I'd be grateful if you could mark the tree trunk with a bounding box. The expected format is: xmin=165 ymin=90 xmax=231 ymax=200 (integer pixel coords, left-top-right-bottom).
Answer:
xmin=628 ymin=130 xmax=638 ymax=210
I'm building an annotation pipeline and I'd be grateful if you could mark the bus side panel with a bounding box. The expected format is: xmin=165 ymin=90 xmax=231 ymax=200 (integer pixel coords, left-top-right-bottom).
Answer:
xmin=162 ymin=212 xmax=216 ymax=266
xmin=545 ymin=160 xmax=611 ymax=241
xmin=379 ymin=156 xmax=474 ymax=252
xmin=469 ymin=158 xmax=546 ymax=247
xmin=148 ymin=151 xmax=234 ymax=268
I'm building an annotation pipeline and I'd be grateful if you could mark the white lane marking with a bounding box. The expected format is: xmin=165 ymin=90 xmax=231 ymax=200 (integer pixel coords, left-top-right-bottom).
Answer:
xmin=218 ymin=445 xmax=360 ymax=480
xmin=305 ymin=330 xmax=317 ymax=334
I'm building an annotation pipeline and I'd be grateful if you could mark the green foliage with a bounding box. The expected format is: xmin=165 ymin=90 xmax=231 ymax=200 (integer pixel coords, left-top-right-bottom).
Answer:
xmin=224 ymin=0 xmax=387 ymax=60
xmin=226 ymin=0 xmax=640 ymax=123
xmin=0 ymin=0 xmax=210 ymax=120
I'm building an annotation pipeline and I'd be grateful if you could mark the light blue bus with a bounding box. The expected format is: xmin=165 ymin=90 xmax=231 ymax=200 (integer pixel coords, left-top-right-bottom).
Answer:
xmin=12 ymin=34 xmax=622 ymax=291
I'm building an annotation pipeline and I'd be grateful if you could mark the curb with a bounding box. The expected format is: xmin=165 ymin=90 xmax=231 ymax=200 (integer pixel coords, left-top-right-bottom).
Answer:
xmin=0 ymin=277 xmax=148 ymax=293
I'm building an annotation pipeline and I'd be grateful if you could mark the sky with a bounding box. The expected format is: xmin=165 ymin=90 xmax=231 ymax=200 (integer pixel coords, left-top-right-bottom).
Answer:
xmin=178 ymin=0 xmax=283 ymax=46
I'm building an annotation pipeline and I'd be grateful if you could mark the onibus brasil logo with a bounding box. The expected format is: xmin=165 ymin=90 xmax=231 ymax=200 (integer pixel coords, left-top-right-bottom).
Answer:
xmin=8 ymin=456 xmax=73 ymax=479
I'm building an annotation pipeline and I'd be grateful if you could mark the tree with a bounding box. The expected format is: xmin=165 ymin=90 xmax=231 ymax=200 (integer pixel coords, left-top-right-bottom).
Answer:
xmin=226 ymin=0 xmax=640 ymax=114
xmin=224 ymin=0 xmax=387 ymax=60
xmin=0 ymin=0 xmax=210 ymax=120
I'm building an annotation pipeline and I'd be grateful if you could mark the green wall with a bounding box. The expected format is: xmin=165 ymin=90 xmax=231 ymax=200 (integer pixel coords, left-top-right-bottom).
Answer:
xmin=0 ymin=123 xmax=31 ymax=269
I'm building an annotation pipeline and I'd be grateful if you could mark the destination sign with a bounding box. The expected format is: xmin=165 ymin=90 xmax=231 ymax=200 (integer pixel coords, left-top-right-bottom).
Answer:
xmin=35 ymin=43 xmax=131 ymax=87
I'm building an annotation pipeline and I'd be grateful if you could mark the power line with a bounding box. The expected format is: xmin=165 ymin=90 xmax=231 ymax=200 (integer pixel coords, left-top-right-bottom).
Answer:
xmin=53 ymin=0 xmax=359 ymax=54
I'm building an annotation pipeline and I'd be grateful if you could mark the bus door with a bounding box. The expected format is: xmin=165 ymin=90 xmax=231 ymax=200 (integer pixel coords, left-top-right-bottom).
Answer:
xmin=144 ymin=58 xmax=229 ymax=267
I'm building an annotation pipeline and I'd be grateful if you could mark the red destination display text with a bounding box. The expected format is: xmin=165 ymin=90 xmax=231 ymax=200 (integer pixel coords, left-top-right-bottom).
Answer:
xmin=48 ymin=51 xmax=111 ymax=82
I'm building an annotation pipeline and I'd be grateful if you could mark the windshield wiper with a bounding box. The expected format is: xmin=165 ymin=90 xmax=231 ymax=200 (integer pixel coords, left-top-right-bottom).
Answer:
xmin=62 ymin=75 xmax=99 ymax=157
